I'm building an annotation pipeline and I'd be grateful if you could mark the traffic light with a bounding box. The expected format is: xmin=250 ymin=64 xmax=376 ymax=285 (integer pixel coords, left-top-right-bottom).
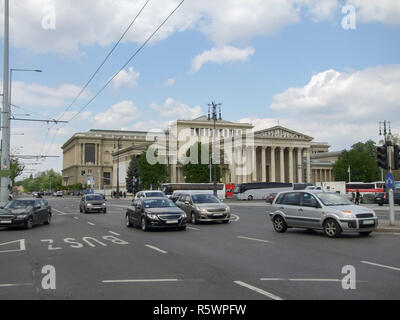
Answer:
xmin=394 ymin=145 xmax=400 ymax=170
xmin=377 ymin=145 xmax=388 ymax=169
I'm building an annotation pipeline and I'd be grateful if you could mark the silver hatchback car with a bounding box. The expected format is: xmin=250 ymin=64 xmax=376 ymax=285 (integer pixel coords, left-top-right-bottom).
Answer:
xmin=269 ymin=190 xmax=378 ymax=238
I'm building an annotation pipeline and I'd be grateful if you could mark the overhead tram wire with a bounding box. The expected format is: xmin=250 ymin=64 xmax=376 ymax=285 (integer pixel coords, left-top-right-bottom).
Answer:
xmin=41 ymin=0 xmax=186 ymax=166
xmin=40 ymin=0 xmax=152 ymax=157
xmin=66 ymin=0 xmax=186 ymax=124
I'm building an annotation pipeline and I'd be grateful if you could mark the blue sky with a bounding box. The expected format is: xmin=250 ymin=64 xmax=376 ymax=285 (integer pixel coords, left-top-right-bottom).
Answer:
xmin=0 ymin=0 xmax=399 ymax=177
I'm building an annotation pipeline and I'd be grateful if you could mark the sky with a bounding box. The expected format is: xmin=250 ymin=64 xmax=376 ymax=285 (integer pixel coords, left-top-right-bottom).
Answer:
xmin=0 ymin=0 xmax=399 ymax=179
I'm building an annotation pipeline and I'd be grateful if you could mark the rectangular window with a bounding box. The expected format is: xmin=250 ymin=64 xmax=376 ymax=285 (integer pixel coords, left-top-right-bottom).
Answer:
xmin=85 ymin=144 xmax=95 ymax=164
xmin=104 ymin=172 xmax=111 ymax=185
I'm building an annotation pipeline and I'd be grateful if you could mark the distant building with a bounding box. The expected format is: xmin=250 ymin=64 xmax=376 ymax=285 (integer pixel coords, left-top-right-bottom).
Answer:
xmin=61 ymin=116 xmax=339 ymax=191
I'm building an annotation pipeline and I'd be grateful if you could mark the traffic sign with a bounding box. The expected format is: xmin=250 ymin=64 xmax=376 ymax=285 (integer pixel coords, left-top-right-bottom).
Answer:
xmin=385 ymin=172 xmax=395 ymax=189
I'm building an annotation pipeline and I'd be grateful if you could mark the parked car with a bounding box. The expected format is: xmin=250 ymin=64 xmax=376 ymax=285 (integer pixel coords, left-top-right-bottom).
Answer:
xmin=80 ymin=194 xmax=107 ymax=213
xmin=374 ymin=192 xmax=400 ymax=206
xmin=176 ymin=193 xmax=231 ymax=224
xmin=266 ymin=193 xmax=277 ymax=204
xmin=269 ymin=190 xmax=378 ymax=238
xmin=0 ymin=198 xmax=52 ymax=229
xmin=126 ymin=197 xmax=187 ymax=231
xmin=56 ymin=191 xmax=63 ymax=197
xmin=135 ymin=190 xmax=166 ymax=199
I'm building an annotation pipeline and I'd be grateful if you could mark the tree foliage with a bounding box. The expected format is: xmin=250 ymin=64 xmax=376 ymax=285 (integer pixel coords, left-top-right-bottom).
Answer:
xmin=21 ymin=170 xmax=62 ymax=193
xmin=10 ymin=158 xmax=25 ymax=186
xmin=182 ymin=142 xmax=221 ymax=183
xmin=126 ymin=155 xmax=140 ymax=194
xmin=137 ymin=148 xmax=169 ymax=190
xmin=333 ymin=148 xmax=380 ymax=182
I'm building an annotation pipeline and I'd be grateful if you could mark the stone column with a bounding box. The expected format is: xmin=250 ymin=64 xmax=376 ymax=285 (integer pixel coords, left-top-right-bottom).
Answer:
xmin=280 ymin=147 xmax=285 ymax=183
xmin=306 ymin=148 xmax=311 ymax=183
xmin=252 ymin=147 xmax=257 ymax=182
xmin=270 ymin=147 xmax=276 ymax=182
xmin=288 ymin=147 xmax=294 ymax=183
xmin=261 ymin=147 xmax=267 ymax=182
xmin=297 ymin=148 xmax=302 ymax=183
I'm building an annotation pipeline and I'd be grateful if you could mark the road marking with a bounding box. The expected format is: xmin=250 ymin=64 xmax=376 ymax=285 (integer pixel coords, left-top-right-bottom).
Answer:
xmin=361 ymin=261 xmax=400 ymax=272
xmin=260 ymin=278 xmax=366 ymax=283
xmin=0 ymin=283 xmax=32 ymax=288
xmin=52 ymin=208 xmax=68 ymax=215
xmin=108 ymin=231 xmax=120 ymax=236
xmin=187 ymin=226 xmax=200 ymax=231
xmin=145 ymin=244 xmax=168 ymax=254
xmin=73 ymin=217 xmax=79 ymax=220
xmin=0 ymin=239 xmax=26 ymax=253
xmin=234 ymin=281 xmax=283 ymax=300
xmin=230 ymin=214 xmax=240 ymax=222
xmin=237 ymin=236 xmax=272 ymax=244
xmin=87 ymin=222 xmax=95 ymax=226
xmin=102 ymin=279 xmax=179 ymax=284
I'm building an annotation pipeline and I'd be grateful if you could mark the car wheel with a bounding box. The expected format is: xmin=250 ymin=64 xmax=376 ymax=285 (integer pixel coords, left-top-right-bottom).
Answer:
xmin=359 ymin=231 xmax=372 ymax=236
xmin=79 ymin=206 xmax=82 ymax=213
xmin=126 ymin=215 xmax=132 ymax=228
xmin=141 ymin=217 xmax=148 ymax=231
xmin=191 ymin=212 xmax=198 ymax=224
xmin=323 ymin=219 xmax=342 ymax=238
xmin=44 ymin=213 xmax=51 ymax=225
xmin=378 ymin=203 xmax=383 ymax=206
xmin=273 ymin=216 xmax=287 ymax=233
xmin=179 ymin=226 xmax=186 ymax=231
xmin=103 ymin=209 xmax=107 ymax=213
xmin=248 ymin=195 xmax=253 ymax=201
xmin=222 ymin=219 xmax=229 ymax=224
xmin=25 ymin=217 xmax=33 ymax=230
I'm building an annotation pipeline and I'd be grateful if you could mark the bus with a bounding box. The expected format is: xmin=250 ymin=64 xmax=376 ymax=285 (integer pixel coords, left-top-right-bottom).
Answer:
xmin=161 ymin=183 xmax=226 ymax=199
xmin=233 ymin=182 xmax=302 ymax=200
xmin=345 ymin=182 xmax=385 ymax=195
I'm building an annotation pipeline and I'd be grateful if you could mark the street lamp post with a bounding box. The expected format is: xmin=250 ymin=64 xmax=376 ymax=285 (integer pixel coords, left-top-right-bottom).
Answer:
xmin=114 ymin=137 xmax=122 ymax=199
xmin=208 ymin=102 xmax=222 ymax=197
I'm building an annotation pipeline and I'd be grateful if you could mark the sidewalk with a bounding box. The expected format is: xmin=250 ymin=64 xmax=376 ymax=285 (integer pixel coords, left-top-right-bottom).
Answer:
xmin=377 ymin=219 xmax=400 ymax=233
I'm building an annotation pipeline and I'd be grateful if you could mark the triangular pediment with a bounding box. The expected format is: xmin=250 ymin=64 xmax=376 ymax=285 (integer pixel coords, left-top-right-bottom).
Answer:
xmin=255 ymin=125 xmax=313 ymax=141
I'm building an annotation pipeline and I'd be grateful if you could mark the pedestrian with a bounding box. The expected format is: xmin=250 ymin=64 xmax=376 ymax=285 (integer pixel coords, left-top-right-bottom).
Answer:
xmin=355 ymin=190 xmax=361 ymax=205
xmin=123 ymin=191 xmax=126 ymax=198
xmin=351 ymin=192 xmax=355 ymax=203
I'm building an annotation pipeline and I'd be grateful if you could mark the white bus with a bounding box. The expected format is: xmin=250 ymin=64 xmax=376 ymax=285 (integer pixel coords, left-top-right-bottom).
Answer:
xmin=233 ymin=182 xmax=312 ymax=200
xmin=161 ymin=183 xmax=226 ymax=200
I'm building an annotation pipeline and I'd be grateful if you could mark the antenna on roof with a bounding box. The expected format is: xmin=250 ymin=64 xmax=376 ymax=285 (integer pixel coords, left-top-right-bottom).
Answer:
xmin=208 ymin=106 xmax=211 ymax=120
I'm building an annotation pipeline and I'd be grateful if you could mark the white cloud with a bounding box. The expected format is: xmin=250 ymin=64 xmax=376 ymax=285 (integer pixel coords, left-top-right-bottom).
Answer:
xmin=150 ymin=98 xmax=203 ymax=120
xmin=190 ymin=46 xmax=255 ymax=73
xmin=346 ymin=0 xmax=400 ymax=26
xmin=270 ymin=65 xmax=400 ymax=122
xmin=3 ymin=81 xmax=89 ymax=108
xmin=122 ymin=120 xmax=172 ymax=132
xmin=3 ymin=1 xmax=397 ymax=55
xmin=94 ymin=100 xmax=140 ymax=128
xmin=164 ymin=78 xmax=176 ymax=87
xmin=112 ymin=67 xmax=140 ymax=90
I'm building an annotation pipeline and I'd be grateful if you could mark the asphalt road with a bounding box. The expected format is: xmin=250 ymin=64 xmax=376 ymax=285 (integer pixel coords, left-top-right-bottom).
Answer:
xmin=1 ymin=197 xmax=399 ymax=300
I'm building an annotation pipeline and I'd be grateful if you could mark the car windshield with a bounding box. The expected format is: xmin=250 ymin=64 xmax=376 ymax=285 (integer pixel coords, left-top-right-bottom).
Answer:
xmin=5 ymin=200 xmax=35 ymax=209
xmin=145 ymin=192 xmax=165 ymax=198
xmin=143 ymin=199 xmax=176 ymax=208
xmin=86 ymin=195 xmax=103 ymax=201
xmin=316 ymin=193 xmax=353 ymax=206
xmin=192 ymin=194 xmax=220 ymax=204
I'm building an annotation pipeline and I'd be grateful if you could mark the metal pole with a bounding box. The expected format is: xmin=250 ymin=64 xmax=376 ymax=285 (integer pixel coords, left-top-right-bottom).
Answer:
xmin=116 ymin=138 xmax=120 ymax=198
xmin=388 ymin=144 xmax=395 ymax=225
xmin=213 ymin=114 xmax=217 ymax=197
xmin=0 ymin=0 xmax=10 ymax=206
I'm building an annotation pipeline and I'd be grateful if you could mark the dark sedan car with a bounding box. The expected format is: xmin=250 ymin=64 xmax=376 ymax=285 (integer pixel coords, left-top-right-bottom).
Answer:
xmin=0 ymin=199 xmax=52 ymax=229
xmin=125 ymin=197 xmax=187 ymax=231
xmin=375 ymin=192 xmax=400 ymax=206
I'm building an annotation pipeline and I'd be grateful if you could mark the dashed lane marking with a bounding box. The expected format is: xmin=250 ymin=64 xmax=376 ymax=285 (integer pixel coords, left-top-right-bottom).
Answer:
xmin=237 ymin=236 xmax=273 ymax=244
xmin=361 ymin=261 xmax=400 ymax=272
xmin=234 ymin=281 xmax=283 ymax=300
xmin=145 ymin=244 xmax=168 ymax=254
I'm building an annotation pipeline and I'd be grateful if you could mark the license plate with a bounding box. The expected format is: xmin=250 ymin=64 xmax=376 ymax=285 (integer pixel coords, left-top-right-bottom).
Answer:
xmin=362 ymin=220 xmax=374 ymax=225
xmin=213 ymin=213 xmax=223 ymax=217
xmin=165 ymin=220 xmax=178 ymax=224
xmin=0 ymin=220 xmax=12 ymax=224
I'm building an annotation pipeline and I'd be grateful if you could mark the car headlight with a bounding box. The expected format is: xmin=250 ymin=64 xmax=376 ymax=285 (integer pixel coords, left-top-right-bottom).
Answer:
xmin=342 ymin=210 xmax=355 ymax=218
xmin=196 ymin=206 xmax=207 ymax=213
xmin=371 ymin=211 xmax=376 ymax=217
xmin=181 ymin=212 xmax=187 ymax=218
xmin=87 ymin=203 xmax=92 ymax=206
xmin=225 ymin=206 xmax=230 ymax=212
xmin=102 ymin=203 xmax=106 ymax=206
xmin=147 ymin=213 xmax=158 ymax=220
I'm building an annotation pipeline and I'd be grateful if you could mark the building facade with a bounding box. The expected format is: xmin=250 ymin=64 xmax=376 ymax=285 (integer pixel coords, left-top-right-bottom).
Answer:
xmin=62 ymin=117 xmax=337 ymax=191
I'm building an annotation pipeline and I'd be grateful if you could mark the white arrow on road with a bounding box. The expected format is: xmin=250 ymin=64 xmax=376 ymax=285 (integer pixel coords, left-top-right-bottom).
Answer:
xmin=0 ymin=239 xmax=26 ymax=253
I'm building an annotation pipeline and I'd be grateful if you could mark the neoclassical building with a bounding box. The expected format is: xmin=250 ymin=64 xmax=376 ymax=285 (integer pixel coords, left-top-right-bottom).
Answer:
xmin=61 ymin=116 xmax=337 ymax=191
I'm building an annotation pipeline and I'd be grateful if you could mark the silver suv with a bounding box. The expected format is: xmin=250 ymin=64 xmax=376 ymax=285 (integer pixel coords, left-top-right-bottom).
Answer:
xmin=269 ymin=190 xmax=378 ymax=238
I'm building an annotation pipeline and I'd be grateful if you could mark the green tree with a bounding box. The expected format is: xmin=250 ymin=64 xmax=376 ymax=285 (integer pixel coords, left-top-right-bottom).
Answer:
xmin=126 ymin=155 xmax=140 ymax=194
xmin=137 ymin=148 xmax=169 ymax=190
xmin=10 ymin=158 xmax=25 ymax=186
xmin=182 ymin=142 xmax=221 ymax=183
xmin=351 ymin=140 xmax=377 ymax=161
xmin=333 ymin=150 xmax=380 ymax=182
